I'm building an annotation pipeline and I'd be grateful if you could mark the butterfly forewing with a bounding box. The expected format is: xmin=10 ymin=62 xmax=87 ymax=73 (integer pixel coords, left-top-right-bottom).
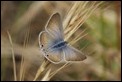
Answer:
xmin=63 ymin=45 xmax=87 ymax=61
xmin=45 ymin=13 xmax=64 ymax=40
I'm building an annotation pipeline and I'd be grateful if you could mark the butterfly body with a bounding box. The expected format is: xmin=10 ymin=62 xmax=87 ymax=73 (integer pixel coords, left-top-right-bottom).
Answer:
xmin=51 ymin=41 xmax=67 ymax=49
xmin=39 ymin=13 xmax=86 ymax=64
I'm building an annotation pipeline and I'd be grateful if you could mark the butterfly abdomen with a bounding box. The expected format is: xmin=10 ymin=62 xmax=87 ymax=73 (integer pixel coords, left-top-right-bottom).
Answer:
xmin=52 ymin=41 xmax=67 ymax=49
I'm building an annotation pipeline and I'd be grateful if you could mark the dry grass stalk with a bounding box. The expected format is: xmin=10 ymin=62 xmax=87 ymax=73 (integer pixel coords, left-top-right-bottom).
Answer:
xmin=7 ymin=31 xmax=17 ymax=81
xmin=64 ymin=1 xmax=103 ymax=42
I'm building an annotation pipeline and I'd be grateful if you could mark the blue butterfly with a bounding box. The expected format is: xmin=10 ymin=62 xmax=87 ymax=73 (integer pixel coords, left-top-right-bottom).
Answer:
xmin=39 ymin=13 xmax=86 ymax=64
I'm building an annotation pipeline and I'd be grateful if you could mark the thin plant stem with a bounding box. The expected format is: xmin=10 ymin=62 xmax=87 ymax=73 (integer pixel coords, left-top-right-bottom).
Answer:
xmin=19 ymin=25 xmax=31 ymax=81
xmin=7 ymin=31 xmax=17 ymax=81
xmin=49 ymin=63 xmax=70 ymax=79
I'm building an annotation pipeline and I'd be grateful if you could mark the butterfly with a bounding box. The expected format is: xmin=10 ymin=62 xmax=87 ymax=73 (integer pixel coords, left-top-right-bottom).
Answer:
xmin=39 ymin=12 xmax=86 ymax=64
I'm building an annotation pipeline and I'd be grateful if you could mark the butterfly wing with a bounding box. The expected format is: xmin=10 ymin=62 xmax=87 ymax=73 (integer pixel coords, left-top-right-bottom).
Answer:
xmin=39 ymin=31 xmax=54 ymax=49
xmin=63 ymin=44 xmax=87 ymax=62
xmin=39 ymin=31 xmax=63 ymax=64
xmin=44 ymin=49 xmax=64 ymax=64
xmin=45 ymin=13 xmax=64 ymax=40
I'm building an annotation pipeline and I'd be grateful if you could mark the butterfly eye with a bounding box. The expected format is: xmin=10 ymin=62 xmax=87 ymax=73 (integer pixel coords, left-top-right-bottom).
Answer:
xmin=42 ymin=45 xmax=43 ymax=47
xmin=47 ymin=55 xmax=49 ymax=56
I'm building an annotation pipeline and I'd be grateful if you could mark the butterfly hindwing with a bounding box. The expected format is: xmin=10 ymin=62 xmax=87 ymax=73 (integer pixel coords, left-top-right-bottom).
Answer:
xmin=39 ymin=31 xmax=54 ymax=49
xmin=39 ymin=31 xmax=63 ymax=64
xmin=63 ymin=44 xmax=87 ymax=62
xmin=45 ymin=48 xmax=64 ymax=64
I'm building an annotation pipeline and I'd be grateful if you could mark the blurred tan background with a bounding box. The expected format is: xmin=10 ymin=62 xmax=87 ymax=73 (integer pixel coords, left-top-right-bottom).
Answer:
xmin=1 ymin=1 xmax=121 ymax=81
